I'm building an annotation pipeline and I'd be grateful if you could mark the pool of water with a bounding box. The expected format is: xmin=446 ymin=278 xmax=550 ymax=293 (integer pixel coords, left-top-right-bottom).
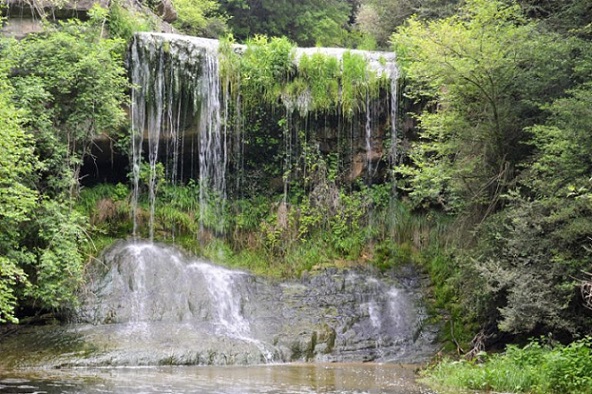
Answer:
xmin=0 ymin=363 xmax=437 ymax=393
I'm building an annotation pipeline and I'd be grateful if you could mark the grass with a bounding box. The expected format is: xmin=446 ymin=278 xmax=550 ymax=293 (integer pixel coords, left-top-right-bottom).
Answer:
xmin=422 ymin=337 xmax=592 ymax=394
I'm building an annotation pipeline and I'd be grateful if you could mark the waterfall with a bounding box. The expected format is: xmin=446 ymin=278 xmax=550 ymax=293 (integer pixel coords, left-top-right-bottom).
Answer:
xmin=198 ymin=50 xmax=226 ymax=236
xmin=365 ymin=91 xmax=373 ymax=182
xmin=189 ymin=262 xmax=250 ymax=337
xmin=130 ymin=40 xmax=145 ymax=238
xmin=129 ymin=33 xmax=399 ymax=240
xmin=68 ymin=240 xmax=437 ymax=366
xmin=128 ymin=243 xmax=149 ymax=323
xmin=389 ymin=64 xmax=400 ymax=185
xmin=130 ymin=34 xmax=227 ymax=239
xmin=147 ymin=51 xmax=164 ymax=241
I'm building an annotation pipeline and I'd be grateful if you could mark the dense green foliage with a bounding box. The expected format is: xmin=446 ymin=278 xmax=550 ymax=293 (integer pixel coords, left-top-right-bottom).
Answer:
xmin=519 ymin=0 xmax=592 ymax=37
xmin=10 ymin=16 xmax=128 ymax=197
xmin=394 ymin=0 xmax=573 ymax=218
xmin=0 ymin=56 xmax=37 ymax=323
xmin=106 ymin=0 xmax=155 ymax=42
xmin=383 ymin=0 xmax=592 ymax=391
xmin=0 ymin=12 xmax=129 ymax=322
xmin=221 ymin=35 xmax=387 ymax=113
xmin=1 ymin=4 xmax=591 ymax=393
xmin=473 ymin=84 xmax=592 ymax=336
xmin=389 ymin=3 xmax=592 ymax=377
xmin=356 ymin=0 xmax=460 ymax=48
xmin=424 ymin=337 xmax=592 ymax=393
xmin=218 ymin=0 xmax=352 ymax=47
xmin=170 ymin=0 xmax=227 ymax=37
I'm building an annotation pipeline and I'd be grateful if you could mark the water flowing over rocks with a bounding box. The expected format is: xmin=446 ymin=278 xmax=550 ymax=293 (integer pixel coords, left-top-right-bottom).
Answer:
xmin=0 ymin=241 xmax=438 ymax=368
xmin=127 ymin=32 xmax=399 ymax=238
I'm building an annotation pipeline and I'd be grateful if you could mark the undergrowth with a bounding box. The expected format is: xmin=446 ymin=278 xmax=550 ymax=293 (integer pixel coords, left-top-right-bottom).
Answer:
xmin=423 ymin=337 xmax=592 ymax=394
xmin=76 ymin=182 xmax=450 ymax=279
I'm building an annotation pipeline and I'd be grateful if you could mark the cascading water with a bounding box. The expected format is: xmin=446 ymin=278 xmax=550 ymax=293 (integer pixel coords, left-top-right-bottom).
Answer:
xmin=81 ymin=241 xmax=436 ymax=365
xmin=130 ymin=33 xmax=399 ymax=239
xmin=197 ymin=48 xmax=226 ymax=236
xmin=388 ymin=63 xmax=401 ymax=185
xmin=365 ymin=91 xmax=374 ymax=181
xmin=0 ymin=241 xmax=437 ymax=368
xmin=130 ymin=41 xmax=145 ymax=238
xmin=127 ymin=244 xmax=149 ymax=323
xmin=189 ymin=262 xmax=249 ymax=337
xmin=130 ymin=34 xmax=227 ymax=239
xmin=62 ymin=33 xmax=437 ymax=369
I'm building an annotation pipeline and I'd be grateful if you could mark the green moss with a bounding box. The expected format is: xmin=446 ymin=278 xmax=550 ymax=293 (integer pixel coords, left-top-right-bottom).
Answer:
xmin=237 ymin=35 xmax=296 ymax=107
xmin=372 ymin=240 xmax=416 ymax=271
xmin=295 ymin=53 xmax=340 ymax=111
xmin=162 ymin=40 xmax=171 ymax=54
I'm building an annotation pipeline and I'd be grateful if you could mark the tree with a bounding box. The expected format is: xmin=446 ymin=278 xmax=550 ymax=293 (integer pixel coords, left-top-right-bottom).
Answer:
xmin=170 ymin=0 xmax=228 ymax=37
xmin=0 ymin=11 xmax=130 ymax=320
xmin=392 ymin=0 xmax=574 ymax=221
xmin=475 ymin=81 xmax=592 ymax=335
xmin=219 ymin=0 xmax=352 ymax=46
xmin=518 ymin=0 xmax=592 ymax=37
xmin=9 ymin=13 xmax=128 ymax=198
xmin=0 ymin=53 xmax=37 ymax=323
xmin=355 ymin=0 xmax=460 ymax=49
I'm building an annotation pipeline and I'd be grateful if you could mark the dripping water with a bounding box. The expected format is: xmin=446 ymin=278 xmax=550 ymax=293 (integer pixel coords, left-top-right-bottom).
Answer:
xmin=365 ymin=90 xmax=373 ymax=183
xmin=147 ymin=51 xmax=164 ymax=241
xmin=130 ymin=35 xmax=227 ymax=239
xmin=389 ymin=64 xmax=400 ymax=189
xmin=130 ymin=34 xmax=399 ymax=241
xmin=198 ymin=48 xmax=226 ymax=236
xmin=130 ymin=38 xmax=145 ymax=238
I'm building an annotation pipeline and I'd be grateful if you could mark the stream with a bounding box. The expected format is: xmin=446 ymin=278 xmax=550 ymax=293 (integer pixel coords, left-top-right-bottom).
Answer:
xmin=0 ymin=364 xmax=436 ymax=394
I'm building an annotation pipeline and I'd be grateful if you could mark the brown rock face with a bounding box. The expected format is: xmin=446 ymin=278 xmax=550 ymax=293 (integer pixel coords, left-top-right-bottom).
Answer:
xmin=155 ymin=0 xmax=177 ymax=23
xmin=1 ymin=0 xmax=110 ymax=38
xmin=3 ymin=0 xmax=109 ymax=18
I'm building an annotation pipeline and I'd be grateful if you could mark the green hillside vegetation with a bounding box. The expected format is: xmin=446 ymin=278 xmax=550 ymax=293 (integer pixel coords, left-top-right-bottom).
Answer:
xmin=1 ymin=0 xmax=591 ymax=391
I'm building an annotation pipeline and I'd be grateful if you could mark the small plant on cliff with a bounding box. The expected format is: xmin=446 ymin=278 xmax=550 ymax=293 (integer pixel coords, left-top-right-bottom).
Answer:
xmin=171 ymin=0 xmax=227 ymax=37
xmin=105 ymin=1 xmax=154 ymax=42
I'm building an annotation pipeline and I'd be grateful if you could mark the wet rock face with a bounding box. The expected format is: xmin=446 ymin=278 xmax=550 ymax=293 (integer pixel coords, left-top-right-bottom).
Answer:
xmin=1 ymin=241 xmax=438 ymax=368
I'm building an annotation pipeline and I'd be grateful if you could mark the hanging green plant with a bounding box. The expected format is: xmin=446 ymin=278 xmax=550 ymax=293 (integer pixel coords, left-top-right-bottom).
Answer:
xmin=239 ymin=35 xmax=296 ymax=107
xmin=294 ymin=53 xmax=340 ymax=112
xmin=219 ymin=34 xmax=388 ymax=117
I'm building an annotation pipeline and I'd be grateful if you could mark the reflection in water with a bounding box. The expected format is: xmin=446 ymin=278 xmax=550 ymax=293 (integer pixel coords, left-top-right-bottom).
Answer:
xmin=0 ymin=364 xmax=437 ymax=394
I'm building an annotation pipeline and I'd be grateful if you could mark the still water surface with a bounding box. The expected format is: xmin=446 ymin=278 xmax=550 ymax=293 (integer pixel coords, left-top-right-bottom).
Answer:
xmin=0 ymin=363 xmax=437 ymax=393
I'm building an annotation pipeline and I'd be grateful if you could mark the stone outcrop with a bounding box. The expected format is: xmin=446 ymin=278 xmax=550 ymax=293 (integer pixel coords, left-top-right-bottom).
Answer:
xmin=1 ymin=0 xmax=109 ymax=37
xmin=1 ymin=0 xmax=175 ymax=38
xmin=0 ymin=241 xmax=438 ymax=368
xmin=155 ymin=0 xmax=176 ymax=23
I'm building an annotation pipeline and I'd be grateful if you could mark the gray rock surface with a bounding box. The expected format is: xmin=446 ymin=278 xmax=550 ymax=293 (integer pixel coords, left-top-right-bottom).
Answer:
xmin=0 ymin=240 xmax=438 ymax=368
